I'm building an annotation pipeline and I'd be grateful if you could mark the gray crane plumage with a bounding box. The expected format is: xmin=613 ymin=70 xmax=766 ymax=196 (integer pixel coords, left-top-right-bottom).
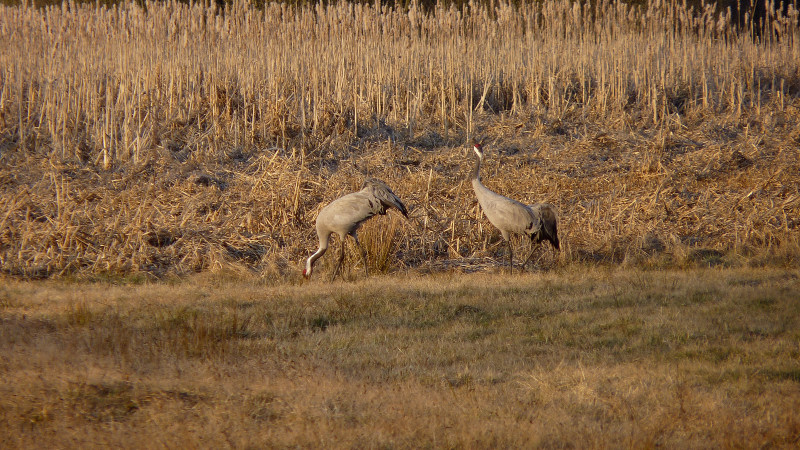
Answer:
xmin=304 ymin=178 xmax=408 ymax=280
xmin=470 ymin=143 xmax=559 ymax=272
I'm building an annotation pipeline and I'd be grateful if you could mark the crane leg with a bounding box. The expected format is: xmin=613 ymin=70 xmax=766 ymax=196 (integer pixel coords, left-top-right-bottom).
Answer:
xmin=330 ymin=239 xmax=346 ymax=281
xmin=351 ymin=233 xmax=369 ymax=278
xmin=521 ymin=243 xmax=539 ymax=271
xmin=507 ymin=239 xmax=514 ymax=274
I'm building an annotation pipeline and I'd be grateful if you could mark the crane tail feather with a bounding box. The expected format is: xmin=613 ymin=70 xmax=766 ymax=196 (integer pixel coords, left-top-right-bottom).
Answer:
xmin=364 ymin=178 xmax=409 ymax=218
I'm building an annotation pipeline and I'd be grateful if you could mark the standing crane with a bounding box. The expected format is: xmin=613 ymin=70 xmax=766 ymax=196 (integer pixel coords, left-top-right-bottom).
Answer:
xmin=303 ymin=178 xmax=408 ymax=280
xmin=470 ymin=142 xmax=559 ymax=272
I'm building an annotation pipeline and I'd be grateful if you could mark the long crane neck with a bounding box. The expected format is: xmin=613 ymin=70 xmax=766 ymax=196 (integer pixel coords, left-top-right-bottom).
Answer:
xmin=470 ymin=153 xmax=482 ymax=183
xmin=304 ymin=232 xmax=330 ymax=277
xmin=470 ymin=151 xmax=502 ymax=206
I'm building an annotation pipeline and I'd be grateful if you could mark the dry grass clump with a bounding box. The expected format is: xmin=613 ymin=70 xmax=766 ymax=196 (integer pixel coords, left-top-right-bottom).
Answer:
xmin=1 ymin=267 xmax=799 ymax=446
xmin=0 ymin=0 xmax=799 ymax=279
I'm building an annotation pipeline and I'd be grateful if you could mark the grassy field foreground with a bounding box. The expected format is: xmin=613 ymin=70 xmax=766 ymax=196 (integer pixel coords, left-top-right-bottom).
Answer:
xmin=1 ymin=267 xmax=799 ymax=447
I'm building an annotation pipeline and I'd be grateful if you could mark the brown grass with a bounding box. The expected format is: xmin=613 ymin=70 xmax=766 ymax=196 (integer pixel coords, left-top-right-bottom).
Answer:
xmin=0 ymin=0 xmax=798 ymax=279
xmin=2 ymin=3 xmax=798 ymax=446
xmin=1 ymin=267 xmax=799 ymax=447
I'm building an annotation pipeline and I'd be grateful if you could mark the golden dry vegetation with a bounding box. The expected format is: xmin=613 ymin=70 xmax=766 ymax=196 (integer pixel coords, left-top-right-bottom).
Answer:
xmin=1 ymin=1 xmax=800 ymax=446
xmin=0 ymin=0 xmax=798 ymax=279
xmin=2 ymin=268 xmax=800 ymax=447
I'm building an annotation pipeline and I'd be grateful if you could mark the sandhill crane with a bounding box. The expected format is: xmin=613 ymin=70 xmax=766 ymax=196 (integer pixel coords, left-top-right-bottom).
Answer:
xmin=470 ymin=143 xmax=559 ymax=272
xmin=303 ymin=178 xmax=408 ymax=280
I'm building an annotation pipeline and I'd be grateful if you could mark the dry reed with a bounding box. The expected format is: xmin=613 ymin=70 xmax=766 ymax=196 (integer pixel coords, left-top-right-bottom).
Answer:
xmin=0 ymin=0 xmax=799 ymax=279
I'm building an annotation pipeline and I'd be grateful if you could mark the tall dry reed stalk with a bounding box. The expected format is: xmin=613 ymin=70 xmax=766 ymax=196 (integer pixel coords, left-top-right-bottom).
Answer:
xmin=0 ymin=0 xmax=798 ymax=279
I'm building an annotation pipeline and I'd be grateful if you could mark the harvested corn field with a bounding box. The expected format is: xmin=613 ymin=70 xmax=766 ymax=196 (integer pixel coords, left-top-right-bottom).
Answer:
xmin=0 ymin=0 xmax=799 ymax=279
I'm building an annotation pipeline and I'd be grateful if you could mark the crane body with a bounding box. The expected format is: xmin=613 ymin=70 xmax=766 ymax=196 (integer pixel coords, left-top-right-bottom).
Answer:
xmin=304 ymin=178 xmax=408 ymax=280
xmin=470 ymin=143 xmax=559 ymax=272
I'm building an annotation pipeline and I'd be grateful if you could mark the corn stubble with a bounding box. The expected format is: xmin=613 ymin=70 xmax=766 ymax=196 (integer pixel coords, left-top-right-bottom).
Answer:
xmin=0 ymin=0 xmax=799 ymax=280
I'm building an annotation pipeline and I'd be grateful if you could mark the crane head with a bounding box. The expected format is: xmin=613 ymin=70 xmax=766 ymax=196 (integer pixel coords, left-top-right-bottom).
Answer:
xmin=302 ymin=264 xmax=312 ymax=279
xmin=472 ymin=142 xmax=484 ymax=160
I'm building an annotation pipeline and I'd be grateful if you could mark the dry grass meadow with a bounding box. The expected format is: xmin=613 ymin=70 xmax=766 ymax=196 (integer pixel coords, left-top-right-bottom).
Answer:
xmin=1 ymin=0 xmax=800 ymax=446
xmin=2 ymin=268 xmax=800 ymax=447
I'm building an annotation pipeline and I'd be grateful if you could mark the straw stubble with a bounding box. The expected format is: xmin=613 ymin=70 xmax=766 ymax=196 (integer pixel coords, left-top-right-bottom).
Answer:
xmin=0 ymin=0 xmax=798 ymax=279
